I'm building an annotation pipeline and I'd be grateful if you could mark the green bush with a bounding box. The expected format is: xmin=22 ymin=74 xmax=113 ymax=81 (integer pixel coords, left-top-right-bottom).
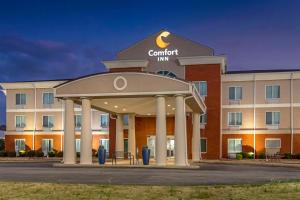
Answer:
xmin=7 ymin=151 xmax=16 ymax=157
xmin=35 ymin=151 xmax=44 ymax=157
xmin=48 ymin=151 xmax=56 ymax=157
xmin=0 ymin=139 xmax=4 ymax=151
xmin=26 ymin=150 xmax=36 ymax=157
xmin=296 ymin=153 xmax=300 ymax=159
xmin=56 ymin=151 xmax=63 ymax=157
xmin=0 ymin=150 xmax=7 ymax=157
xmin=258 ymin=153 xmax=265 ymax=159
xmin=284 ymin=153 xmax=292 ymax=159
xmin=236 ymin=153 xmax=243 ymax=160
xmin=19 ymin=150 xmax=26 ymax=157
xmin=241 ymin=152 xmax=248 ymax=158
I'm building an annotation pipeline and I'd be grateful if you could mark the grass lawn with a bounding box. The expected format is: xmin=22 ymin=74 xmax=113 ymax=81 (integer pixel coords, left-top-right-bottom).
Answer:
xmin=1 ymin=181 xmax=300 ymax=200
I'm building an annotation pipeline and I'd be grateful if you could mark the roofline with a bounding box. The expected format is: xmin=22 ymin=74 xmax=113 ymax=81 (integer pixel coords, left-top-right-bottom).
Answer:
xmin=226 ymin=69 xmax=300 ymax=74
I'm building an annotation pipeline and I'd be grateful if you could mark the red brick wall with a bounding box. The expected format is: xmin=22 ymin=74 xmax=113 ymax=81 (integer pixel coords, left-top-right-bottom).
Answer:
xmin=185 ymin=64 xmax=222 ymax=159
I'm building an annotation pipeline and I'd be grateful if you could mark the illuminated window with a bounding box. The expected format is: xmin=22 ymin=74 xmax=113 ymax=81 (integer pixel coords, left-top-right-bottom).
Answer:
xmin=228 ymin=139 xmax=242 ymax=153
xmin=15 ymin=139 xmax=25 ymax=152
xmin=74 ymin=115 xmax=82 ymax=128
xmin=100 ymin=114 xmax=109 ymax=128
xmin=157 ymin=70 xmax=177 ymax=78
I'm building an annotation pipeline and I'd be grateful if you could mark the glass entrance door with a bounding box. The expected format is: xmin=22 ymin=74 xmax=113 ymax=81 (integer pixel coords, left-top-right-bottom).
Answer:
xmin=147 ymin=136 xmax=175 ymax=158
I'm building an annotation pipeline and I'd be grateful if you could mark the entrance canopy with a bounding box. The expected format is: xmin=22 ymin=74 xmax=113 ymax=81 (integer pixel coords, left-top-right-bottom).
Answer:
xmin=55 ymin=72 xmax=206 ymax=115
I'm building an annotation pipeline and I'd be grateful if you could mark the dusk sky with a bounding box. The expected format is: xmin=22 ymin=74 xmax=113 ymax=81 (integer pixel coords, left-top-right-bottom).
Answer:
xmin=0 ymin=0 xmax=300 ymax=124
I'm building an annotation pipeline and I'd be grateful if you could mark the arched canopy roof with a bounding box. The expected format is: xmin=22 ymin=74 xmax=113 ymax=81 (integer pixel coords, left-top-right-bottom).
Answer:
xmin=55 ymin=72 xmax=206 ymax=114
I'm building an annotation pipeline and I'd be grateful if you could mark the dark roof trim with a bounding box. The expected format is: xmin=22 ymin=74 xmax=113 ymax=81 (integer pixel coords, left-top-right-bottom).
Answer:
xmin=226 ymin=69 xmax=300 ymax=74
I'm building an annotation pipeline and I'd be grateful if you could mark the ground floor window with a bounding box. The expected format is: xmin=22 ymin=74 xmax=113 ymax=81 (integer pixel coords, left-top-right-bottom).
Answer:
xmin=228 ymin=139 xmax=242 ymax=154
xmin=147 ymin=136 xmax=175 ymax=158
xmin=15 ymin=139 xmax=25 ymax=152
xmin=200 ymin=138 xmax=207 ymax=153
xmin=42 ymin=139 xmax=53 ymax=156
xmin=76 ymin=139 xmax=80 ymax=153
xmin=265 ymin=138 xmax=281 ymax=148
xmin=99 ymin=139 xmax=109 ymax=155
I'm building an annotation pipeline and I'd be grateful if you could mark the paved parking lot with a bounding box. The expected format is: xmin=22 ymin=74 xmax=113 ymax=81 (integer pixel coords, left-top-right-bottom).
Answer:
xmin=1 ymin=161 xmax=300 ymax=185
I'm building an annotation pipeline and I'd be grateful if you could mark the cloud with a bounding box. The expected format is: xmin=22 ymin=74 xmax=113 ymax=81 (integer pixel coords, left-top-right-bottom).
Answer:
xmin=0 ymin=35 xmax=114 ymax=124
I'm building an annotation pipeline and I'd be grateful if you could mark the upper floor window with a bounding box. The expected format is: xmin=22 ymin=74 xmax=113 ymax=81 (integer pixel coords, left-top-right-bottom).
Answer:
xmin=194 ymin=81 xmax=207 ymax=97
xmin=100 ymin=114 xmax=108 ymax=128
xmin=75 ymin=115 xmax=82 ymax=129
xmin=16 ymin=93 xmax=26 ymax=105
xmin=228 ymin=112 xmax=242 ymax=126
xmin=43 ymin=115 xmax=54 ymax=128
xmin=266 ymin=112 xmax=280 ymax=125
xmin=266 ymin=85 xmax=280 ymax=99
xmin=43 ymin=92 xmax=54 ymax=105
xmin=200 ymin=113 xmax=207 ymax=124
xmin=15 ymin=115 xmax=26 ymax=128
xmin=229 ymin=86 xmax=242 ymax=100
xmin=157 ymin=70 xmax=177 ymax=78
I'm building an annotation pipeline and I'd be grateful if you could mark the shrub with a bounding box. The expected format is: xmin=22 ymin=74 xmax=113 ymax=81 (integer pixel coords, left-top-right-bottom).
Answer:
xmin=7 ymin=151 xmax=16 ymax=157
xmin=19 ymin=150 xmax=26 ymax=157
xmin=0 ymin=139 xmax=4 ymax=151
xmin=48 ymin=151 xmax=56 ymax=157
xmin=76 ymin=152 xmax=80 ymax=157
xmin=241 ymin=152 xmax=248 ymax=158
xmin=236 ymin=153 xmax=243 ymax=160
xmin=0 ymin=150 xmax=7 ymax=157
xmin=296 ymin=153 xmax=300 ymax=159
xmin=258 ymin=153 xmax=265 ymax=159
xmin=26 ymin=150 xmax=36 ymax=157
xmin=247 ymin=152 xmax=255 ymax=159
xmin=35 ymin=151 xmax=44 ymax=157
xmin=56 ymin=151 xmax=63 ymax=157
xmin=284 ymin=153 xmax=292 ymax=159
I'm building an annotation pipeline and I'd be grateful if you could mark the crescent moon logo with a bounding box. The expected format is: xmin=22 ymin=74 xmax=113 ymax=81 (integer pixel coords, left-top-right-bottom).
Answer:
xmin=156 ymin=31 xmax=170 ymax=48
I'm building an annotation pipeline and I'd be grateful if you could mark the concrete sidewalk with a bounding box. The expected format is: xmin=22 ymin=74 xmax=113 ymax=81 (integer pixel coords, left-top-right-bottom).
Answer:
xmin=199 ymin=159 xmax=300 ymax=168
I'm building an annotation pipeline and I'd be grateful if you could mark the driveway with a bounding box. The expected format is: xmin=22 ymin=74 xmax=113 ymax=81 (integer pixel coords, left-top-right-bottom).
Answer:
xmin=0 ymin=161 xmax=300 ymax=185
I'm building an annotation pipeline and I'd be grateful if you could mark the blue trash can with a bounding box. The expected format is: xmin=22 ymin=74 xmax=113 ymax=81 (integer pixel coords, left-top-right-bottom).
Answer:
xmin=98 ymin=146 xmax=106 ymax=164
xmin=142 ymin=146 xmax=150 ymax=165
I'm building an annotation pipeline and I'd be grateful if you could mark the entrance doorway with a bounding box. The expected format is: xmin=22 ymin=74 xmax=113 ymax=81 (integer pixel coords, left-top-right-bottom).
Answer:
xmin=147 ymin=135 xmax=175 ymax=158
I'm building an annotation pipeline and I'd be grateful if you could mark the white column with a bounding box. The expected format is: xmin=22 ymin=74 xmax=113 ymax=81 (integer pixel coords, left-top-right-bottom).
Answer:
xmin=175 ymin=95 xmax=188 ymax=166
xmin=192 ymin=112 xmax=201 ymax=162
xmin=63 ymin=99 xmax=76 ymax=164
xmin=80 ymin=98 xmax=92 ymax=164
xmin=128 ymin=114 xmax=136 ymax=157
xmin=156 ymin=96 xmax=167 ymax=166
xmin=115 ymin=114 xmax=124 ymax=158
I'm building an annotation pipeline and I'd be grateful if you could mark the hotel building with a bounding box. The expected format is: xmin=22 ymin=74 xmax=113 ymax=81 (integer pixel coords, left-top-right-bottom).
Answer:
xmin=1 ymin=30 xmax=300 ymax=165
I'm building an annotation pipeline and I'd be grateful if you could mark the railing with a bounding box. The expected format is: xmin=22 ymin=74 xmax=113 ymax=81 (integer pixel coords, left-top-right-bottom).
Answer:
xmin=111 ymin=151 xmax=135 ymax=165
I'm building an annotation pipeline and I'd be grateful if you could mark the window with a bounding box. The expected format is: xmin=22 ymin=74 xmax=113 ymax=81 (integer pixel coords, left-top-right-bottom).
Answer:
xmin=76 ymin=139 xmax=80 ymax=153
xmin=200 ymin=113 xmax=207 ymax=124
xmin=200 ymin=138 xmax=207 ymax=153
xmin=43 ymin=116 xmax=54 ymax=128
xmin=123 ymin=115 xmax=128 ymax=126
xmin=16 ymin=93 xmax=26 ymax=105
xmin=228 ymin=139 xmax=242 ymax=153
xmin=100 ymin=114 xmax=108 ymax=128
xmin=157 ymin=70 xmax=176 ymax=78
xmin=100 ymin=139 xmax=109 ymax=154
xmin=266 ymin=85 xmax=280 ymax=99
xmin=228 ymin=112 xmax=242 ymax=126
xmin=193 ymin=81 xmax=207 ymax=97
xmin=265 ymin=138 xmax=281 ymax=148
xmin=124 ymin=138 xmax=128 ymax=153
xmin=15 ymin=139 xmax=25 ymax=152
xmin=75 ymin=115 xmax=82 ymax=128
xmin=229 ymin=87 xmax=242 ymax=100
xmin=266 ymin=112 xmax=280 ymax=125
xmin=43 ymin=92 xmax=54 ymax=105
xmin=42 ymin=139 xmax=53 ymax=156
xmin=15 ymin=115 xmax=26 ymax=128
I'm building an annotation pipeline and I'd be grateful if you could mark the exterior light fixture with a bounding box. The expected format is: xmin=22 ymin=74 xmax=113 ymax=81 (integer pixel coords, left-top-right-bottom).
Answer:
xmin=104 ymin=101 xmax=108 ymax=105
xmin=114 ymin=105 xmax=118 ymax=108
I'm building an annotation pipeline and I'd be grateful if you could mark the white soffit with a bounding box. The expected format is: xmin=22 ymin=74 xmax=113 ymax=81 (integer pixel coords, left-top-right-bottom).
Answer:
xmin=0 ymin=81 xmax=67 ymax=90
xmin=102 ymin=60 xmax=149 ymax=69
